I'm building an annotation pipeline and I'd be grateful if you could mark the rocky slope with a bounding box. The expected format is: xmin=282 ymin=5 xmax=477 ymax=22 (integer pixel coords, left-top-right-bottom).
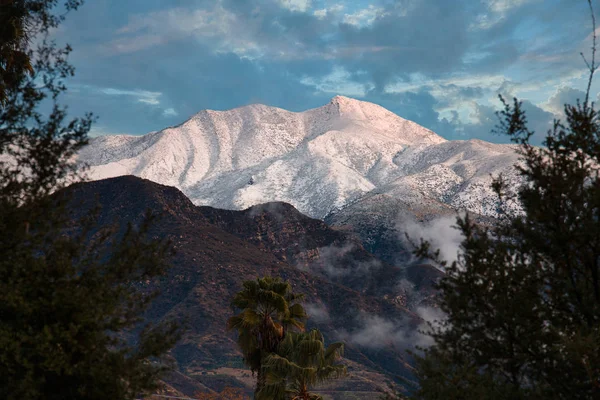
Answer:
xmin=64 ymin=176 xmax=437 ymax=398
xmin=197 ymin=202 xmax=406 ymax=297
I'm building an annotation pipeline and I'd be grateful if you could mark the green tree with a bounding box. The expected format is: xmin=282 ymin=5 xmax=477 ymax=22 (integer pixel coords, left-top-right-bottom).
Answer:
xmin=409 ymin=2 xmax=600 ymax=399
xmin=257 ymin=329 xmax=347 ymax=400
xmin=228 ymin=276 xmax=308 ymax=396
xmin=0 ymin=1 xmax=180 ymax=399
xmin=0 ymin=0 xmax=33 ymax=104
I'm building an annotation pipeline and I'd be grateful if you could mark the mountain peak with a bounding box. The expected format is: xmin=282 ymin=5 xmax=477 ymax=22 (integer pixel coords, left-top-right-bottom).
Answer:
xmin=322 ymin=95 xmax=408 ymax=124
xmin=80 ymin=95 xmax=455 ymax=219
xmin=330 ymin=94 xmax=357 ymax=104
xmin=327 ymin=95 xmax=371 ymax=114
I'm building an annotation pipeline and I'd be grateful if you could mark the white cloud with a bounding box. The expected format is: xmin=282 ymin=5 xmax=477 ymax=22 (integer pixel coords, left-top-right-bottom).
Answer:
xmin=109 ymin=4 xmax=329 ymax=59
xmin=401 ymin=216 xmax=464 ymax=267
xmin=108 ymin=6 xmax=253 ymax=56
xmin=313 ymin=242 xmax=382 ymax=278
xmin=383 ymin=69 xmax=593 ymax=127
xmin=314 ymin=4 xmax=344 ymax=19
xmin=163 ymin=108 xmax=178 ymax=117
xmin=343 ymin=5 xmax=388 ymax=27
xmin=385 ymin=73 xmax=507 ymax=124
xmin=314 ymin=8 xmax=327 ymax=18
xmin=305 ymin=303 xmax=330 ymax=323
xmin=341 ymin=315 xmax=399 ymax=348
xmin=108 ymin=34 xmax=166 ymax=54
xmin=99 ymin=88 xmax=162 ymax=105
xmin=278 ymin=0 xmax=312 ymax=13
xmin=338 ymin=307 xmax=446 ymax=350
xmin=471 ymin=0 xmax=539 ymax=30
xmin=301 ymin=66 xmax=369 ymax=97
xmin=117 ymin=6 xmax=235 ymax=38
xmin=487 ymin=0 xmax=534 ymax=14
xmin=386 ymin=73 xmax=507 ymax=95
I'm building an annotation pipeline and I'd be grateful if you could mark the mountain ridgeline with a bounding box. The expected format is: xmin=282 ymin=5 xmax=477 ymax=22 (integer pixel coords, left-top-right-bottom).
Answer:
xmin=79 ymin=96 xmax=522 ymax=221
xmin=64 ymin=176 xmax=435 ymax=398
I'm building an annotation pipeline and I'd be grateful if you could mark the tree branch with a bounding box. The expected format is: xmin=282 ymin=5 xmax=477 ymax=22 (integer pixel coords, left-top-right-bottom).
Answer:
xmin=584 ymin=0 xmax=598 ymax=109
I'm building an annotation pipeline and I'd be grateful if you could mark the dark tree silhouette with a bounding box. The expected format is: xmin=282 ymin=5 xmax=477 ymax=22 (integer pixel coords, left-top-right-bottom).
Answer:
xmin=407 ymin=2 xmax=600 ymax=399
xmin=0 ymin=2 xmax=180 ymax=399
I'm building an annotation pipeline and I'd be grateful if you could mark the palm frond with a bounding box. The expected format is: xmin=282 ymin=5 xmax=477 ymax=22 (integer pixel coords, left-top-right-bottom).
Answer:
xmin=228 ymin=276 xmax=309 ymax=394
xmin=261 ymin=329 xmax=347 ymax=398
xmin=324 ymin=342 xmax=344 ymax=363
xmin=288 ymin=302 xmax=308 ymax=320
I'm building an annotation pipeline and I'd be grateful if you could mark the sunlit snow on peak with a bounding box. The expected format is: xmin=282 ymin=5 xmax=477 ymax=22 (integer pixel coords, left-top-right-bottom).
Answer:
xmin=79 ymin=96 xmax=518 ymax=219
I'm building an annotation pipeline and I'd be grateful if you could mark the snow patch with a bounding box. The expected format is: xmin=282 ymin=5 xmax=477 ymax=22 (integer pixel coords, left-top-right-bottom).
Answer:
xmin=78 ymin=96 xmax=521 ymax=219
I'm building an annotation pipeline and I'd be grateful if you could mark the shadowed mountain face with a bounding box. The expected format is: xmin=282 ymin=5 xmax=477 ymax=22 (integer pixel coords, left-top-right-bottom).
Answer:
xmin=325 ymin=193 xmax=456 ymax=266
xmin=63 ymin=176 xmax=436 ymax=398
xmin=197 ymin=202 xmax=409 ymax=296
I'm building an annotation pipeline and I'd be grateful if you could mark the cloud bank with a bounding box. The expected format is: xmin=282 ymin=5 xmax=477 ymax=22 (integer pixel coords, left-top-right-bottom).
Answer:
xmin=338 ymin=306 xmax=446 ymax=350
xmin=401 ymin=216 xmax=464 ymax=267
xmin=54 ymin=0 xmax=599 ymax=145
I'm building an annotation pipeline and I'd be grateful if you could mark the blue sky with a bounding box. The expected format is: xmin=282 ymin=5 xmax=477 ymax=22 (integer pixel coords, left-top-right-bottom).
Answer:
xmin=56 ymin=0 xmax=600 ymax=144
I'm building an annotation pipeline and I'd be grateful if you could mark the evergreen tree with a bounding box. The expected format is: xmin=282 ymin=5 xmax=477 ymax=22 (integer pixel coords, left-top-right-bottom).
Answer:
xmin=0 ymin=0 xmax=33 ymax=104
xmin=409 ymin=2 xmax=600 ymax=398
xmin=0 ymin=2 xmax=180 ymax=399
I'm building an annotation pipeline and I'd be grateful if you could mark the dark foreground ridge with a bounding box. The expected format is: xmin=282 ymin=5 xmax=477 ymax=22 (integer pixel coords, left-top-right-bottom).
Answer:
xmin=63 ymin=176 xmax=435 ymax=398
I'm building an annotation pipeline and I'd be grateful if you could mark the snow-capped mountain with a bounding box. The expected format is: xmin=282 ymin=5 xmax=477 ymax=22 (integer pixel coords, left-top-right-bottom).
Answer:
xmin=79 ymin=96 xmax=521 ymax=219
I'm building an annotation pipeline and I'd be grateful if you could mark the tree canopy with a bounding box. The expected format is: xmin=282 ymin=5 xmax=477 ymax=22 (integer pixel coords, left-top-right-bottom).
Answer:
xmin=408 ymin=3 xmax=600 ymax=397
xmin=257 ymin=329 xmax=347 ymax=400
xmin=228 ymin=276 xmax=308 ymax=396
xmin=0 ymin=2 xmax=180 ymax=399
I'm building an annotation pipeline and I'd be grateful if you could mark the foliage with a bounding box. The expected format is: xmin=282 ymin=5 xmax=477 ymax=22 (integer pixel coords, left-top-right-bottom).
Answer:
xmin=0 ymin=1 xmax=180 ymax=399
xmin=408 ymin=3 xmax=600 ymax=398
xmin=1 ymin=0 xmax=90 ymax=203
xmin=0 ymin=0 xmax=32 ymax=104
xmin=257 ymin=329 xmax=347 ymax=400
xmin=227 ymin=276 xmax=308 ymax=396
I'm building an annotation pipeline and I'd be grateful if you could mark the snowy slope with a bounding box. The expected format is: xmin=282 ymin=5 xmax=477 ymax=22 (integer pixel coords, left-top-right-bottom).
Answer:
xmin=79 ymin=96 xmax=520 ymax=219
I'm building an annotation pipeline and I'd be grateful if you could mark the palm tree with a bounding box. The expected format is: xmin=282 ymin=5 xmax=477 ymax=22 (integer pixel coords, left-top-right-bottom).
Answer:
xmin=257 ymin=329 xmax=348 ymax=400
xmin=227 ymin=276 xmax=308 ymax=396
